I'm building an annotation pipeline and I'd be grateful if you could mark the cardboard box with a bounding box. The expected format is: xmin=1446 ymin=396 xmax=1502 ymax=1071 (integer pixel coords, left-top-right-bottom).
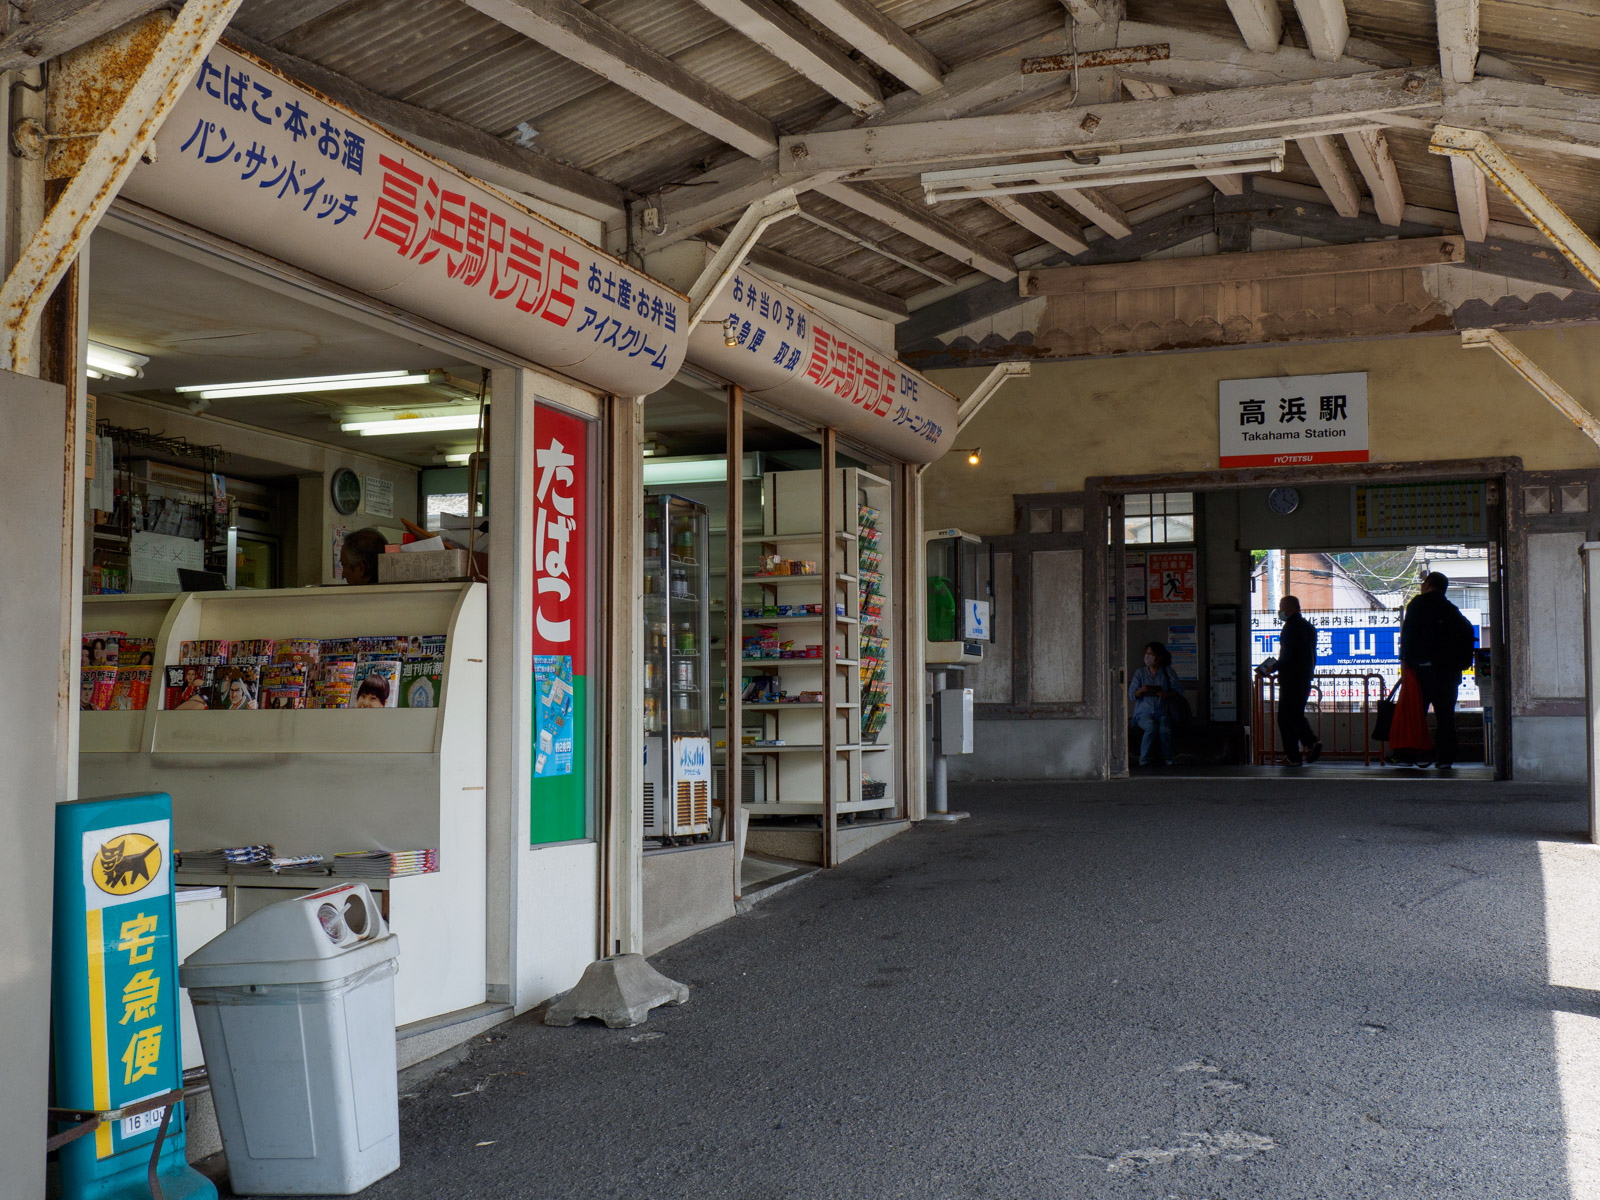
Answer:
xmin=377 ymin=548 xmax=469 ymax=583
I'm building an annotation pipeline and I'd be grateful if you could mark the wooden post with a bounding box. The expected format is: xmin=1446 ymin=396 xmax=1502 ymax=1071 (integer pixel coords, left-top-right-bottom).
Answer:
xmin=725 ymin=386 xmax=744 ymax=893
xmin=821 ymin=427 xmax=838 ymax=867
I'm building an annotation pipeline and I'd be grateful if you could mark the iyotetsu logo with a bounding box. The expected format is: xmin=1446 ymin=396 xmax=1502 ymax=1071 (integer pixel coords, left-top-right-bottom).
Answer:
xmin=93 ymin=833 xmax=161 ymax=896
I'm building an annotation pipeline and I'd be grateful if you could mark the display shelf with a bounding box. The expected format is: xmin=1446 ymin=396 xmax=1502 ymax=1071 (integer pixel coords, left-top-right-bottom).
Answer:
xmin=742 ymin=531 xmax=857 ymax=543
xmin=741 ymin=615 xmax=830 ymax=626
xmin=80 ymin=582 xmax=487 ymax=1027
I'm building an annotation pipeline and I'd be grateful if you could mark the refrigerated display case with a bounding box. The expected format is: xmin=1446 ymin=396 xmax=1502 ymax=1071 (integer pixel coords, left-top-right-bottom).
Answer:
xmin=643 ymin=494 xmax=712 ymax=844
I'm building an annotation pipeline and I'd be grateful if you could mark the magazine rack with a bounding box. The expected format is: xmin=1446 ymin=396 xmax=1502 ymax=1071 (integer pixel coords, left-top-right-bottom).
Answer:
xmin=80 ymin=582 xmax=486 ymax=1026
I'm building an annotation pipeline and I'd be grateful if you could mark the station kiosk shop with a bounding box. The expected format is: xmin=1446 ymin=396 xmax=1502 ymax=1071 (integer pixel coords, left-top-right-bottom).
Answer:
xmin=635 ymin=259 xmax=960 ymax=951
xmin=75 ymin=32 xmax=690 ymax=1084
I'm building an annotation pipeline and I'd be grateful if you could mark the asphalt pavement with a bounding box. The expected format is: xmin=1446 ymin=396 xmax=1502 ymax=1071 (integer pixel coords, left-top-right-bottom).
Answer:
xmin=214 ymin=776 xmax=1598 ymax=1199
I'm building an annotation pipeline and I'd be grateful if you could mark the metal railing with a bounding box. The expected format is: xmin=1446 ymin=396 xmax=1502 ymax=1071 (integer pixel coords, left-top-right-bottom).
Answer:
xmin=1252 ymin=673 xmax=1387 ymax=766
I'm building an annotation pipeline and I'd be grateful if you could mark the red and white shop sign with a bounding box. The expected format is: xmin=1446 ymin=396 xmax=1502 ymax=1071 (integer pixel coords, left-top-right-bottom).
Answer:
xmin=1218 ymin=372 xmax=1369 ymax=469
xmin=532 ymin=404 xmax=587 ymax=670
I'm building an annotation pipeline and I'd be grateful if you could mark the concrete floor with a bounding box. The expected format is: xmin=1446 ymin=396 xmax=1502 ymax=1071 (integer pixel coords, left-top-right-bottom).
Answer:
xmin=214 ymin=777 xmax=1600 ymax=1199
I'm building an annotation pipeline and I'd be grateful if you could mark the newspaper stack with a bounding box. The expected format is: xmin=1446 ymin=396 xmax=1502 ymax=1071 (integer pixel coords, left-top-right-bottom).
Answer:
xmin=331 ymin=849 xmax=440 ymax=878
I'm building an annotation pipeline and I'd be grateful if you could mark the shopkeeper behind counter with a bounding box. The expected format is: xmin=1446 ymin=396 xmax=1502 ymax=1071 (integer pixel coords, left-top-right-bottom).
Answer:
xmin=341 ymin=527 xmax=388 ymax=586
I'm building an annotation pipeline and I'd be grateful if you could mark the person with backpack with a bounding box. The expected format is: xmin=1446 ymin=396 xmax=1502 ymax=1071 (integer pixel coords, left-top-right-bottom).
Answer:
xmin=1399 ymin=571 xmax=1478 ymax=770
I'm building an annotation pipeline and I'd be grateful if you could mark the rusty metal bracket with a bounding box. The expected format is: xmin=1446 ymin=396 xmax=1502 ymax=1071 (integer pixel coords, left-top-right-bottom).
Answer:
xmin=1429 ymin=125 xmax=1600 ymax=292
xmin=0 ymin=0 xmax=244 ymax=374
xmin=1461 ymin=327 xmax=1600 ymax=451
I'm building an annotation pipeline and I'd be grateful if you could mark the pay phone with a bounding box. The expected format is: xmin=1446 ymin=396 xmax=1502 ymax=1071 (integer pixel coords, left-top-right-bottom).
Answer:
xmin=925 ymin=528 xmax=995 ymax=665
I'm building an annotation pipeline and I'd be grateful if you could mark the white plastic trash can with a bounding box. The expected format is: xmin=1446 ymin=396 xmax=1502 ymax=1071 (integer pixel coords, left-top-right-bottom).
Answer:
xmin=180 ymin=883 xmax=401 ymax=1195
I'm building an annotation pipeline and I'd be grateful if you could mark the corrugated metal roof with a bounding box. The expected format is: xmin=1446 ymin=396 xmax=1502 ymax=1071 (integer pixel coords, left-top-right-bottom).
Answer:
xmin=231 ymin=0 xmax=1600 ymax=319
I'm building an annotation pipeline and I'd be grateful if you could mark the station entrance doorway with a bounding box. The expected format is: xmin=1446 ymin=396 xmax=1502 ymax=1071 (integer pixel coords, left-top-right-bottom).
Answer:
xmin=1104 ymin=466 xmax=1511 ymax=779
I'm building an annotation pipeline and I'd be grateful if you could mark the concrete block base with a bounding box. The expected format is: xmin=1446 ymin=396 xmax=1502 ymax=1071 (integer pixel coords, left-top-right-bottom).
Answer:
xmin=543 ymin=955 xmax=689 ymax=1029
xmin=744 ymin=819 xmax=908 ymax=865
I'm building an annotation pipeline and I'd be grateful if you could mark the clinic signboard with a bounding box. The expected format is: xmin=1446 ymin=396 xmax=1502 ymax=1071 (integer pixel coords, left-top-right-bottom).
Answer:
xmin=52 ymin=792 xmax=213 ymax=1199
xmin=1251 ymin=608 xmax=1483 ymax=706
xmin=531 ymin=404 xmax=588 ymax=844
xmin=688 ymin=267 xmax=959 ymax=464
xmin=1219 ymin=372 xmax=1368 ymax=469
xmin=122 ymin=43 xmax=688 ymax=396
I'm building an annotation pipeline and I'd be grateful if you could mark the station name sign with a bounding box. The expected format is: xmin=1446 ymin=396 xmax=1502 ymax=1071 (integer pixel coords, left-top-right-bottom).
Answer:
xmin=1218 ymin=371 xmax=1369 ymax=469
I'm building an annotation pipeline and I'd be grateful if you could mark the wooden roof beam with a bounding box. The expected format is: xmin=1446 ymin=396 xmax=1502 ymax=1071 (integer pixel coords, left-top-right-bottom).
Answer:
xmin=1343 ymin=128 xmax=1405 ymax=226
xmin=1296 ymin=134 xmax=1362 ymax=218
xmin=1451 ymin=157 xmax=1490 ymax=242
xmin=1061 ymin=0 xmax=1121 ymax=27
xmin=460 ymin=0 xmax=778 ymax=158
xmin=778 ymin=69 xmax=1443 ymax=176
xmin=1292 ymin=0 xmax=1349 ymax=63
xmin=1121 ymin=78 xmax=1245 ymax=195
xmin=816 ymin=181 xmax=1016 ymax=280
xmin=688 ymin=0 xmax=883 ymax=116
xmin=1436 ymin=0 xmax=1479 ymax=85
xmin=1052 ymin=188 xmax=1133 ymax=239
xmin=785 ymin=0 xmax=945 ymax=94
xmin=982 ymin=194 xmax=1090 ymax=255
xmin=1222 ymin=0 xmax=1284 ymax=54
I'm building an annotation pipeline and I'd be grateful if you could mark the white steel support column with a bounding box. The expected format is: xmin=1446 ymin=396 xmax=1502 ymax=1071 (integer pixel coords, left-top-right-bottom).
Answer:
xmin=686 ymin=188 xmax=800 ymax=327
xmin=904 ymin=466 xmax=928 ymax=821
xmin=487 ymin=367 xmax=535 ymax=1006
xmin=606 ymin=394 xmax=646 ymax=955
xmin=0 ymin=0 xmax=243 ymax=372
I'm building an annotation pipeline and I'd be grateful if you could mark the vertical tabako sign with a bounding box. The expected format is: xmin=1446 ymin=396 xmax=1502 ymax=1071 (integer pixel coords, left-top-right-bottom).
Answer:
xmin=53 ymin=793 xmax=213 ymax=1199
xmin=1218 ymin=372 xmax=1369 ymax=469
xmin=121 ymin=43 xmax=689 ymax=396
xmin=531 ymin=404 xmax=589 ymax=844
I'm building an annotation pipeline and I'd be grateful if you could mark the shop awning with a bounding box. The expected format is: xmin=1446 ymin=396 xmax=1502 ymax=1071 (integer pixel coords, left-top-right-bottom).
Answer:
xmin=686 ymin=266 xmax=957 ymax=464
xmin=121 ymin=42 xmax=690 ymax=397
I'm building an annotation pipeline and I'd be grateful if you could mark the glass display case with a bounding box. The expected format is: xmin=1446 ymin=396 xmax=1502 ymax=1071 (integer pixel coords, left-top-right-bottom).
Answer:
xmin=643 ymin=494 xmax=712 ymax=843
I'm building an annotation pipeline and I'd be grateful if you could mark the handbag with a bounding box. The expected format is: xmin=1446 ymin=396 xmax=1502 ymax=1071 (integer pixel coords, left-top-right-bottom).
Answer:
xmin=1389 ymin=667 xmax=1434 ymax=754
xmin=1371 ymin=678 xmax=1401 ymax=742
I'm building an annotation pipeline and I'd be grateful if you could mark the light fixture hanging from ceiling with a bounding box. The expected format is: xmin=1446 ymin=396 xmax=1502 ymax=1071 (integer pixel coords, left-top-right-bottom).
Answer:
xmin=339 ymin=413 xmax=482 ymax=437
xmin=86 ymin=341 xmax=149 ymax=380
xmin=175 ymin=369 xmax=437 ymax=401
xmin=920 ymin=139 xmax=1288 ymax=204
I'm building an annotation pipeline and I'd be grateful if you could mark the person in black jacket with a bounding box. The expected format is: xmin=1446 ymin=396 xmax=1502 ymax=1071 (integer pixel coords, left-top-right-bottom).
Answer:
xmin=1257 ymin=594 xmax=1322 ymax=766
xmin=1400 ymin=571 xmax=1477 ymax=769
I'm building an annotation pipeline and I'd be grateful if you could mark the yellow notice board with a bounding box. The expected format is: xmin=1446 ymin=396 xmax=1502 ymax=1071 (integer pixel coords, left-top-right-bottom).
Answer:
xmin=1352 ymin=481 xmax=1487 ymax=545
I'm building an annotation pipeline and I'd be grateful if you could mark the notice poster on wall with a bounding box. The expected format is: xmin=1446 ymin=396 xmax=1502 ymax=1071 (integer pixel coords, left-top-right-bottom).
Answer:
xmin=530 ymin=404 xmax=589 ymax=845
xmin=362 ymin=475 xmax=394 ymax=519
xmin=1167 ymin=624 xmax=1199 ymax=681
xmin=1352 ymin=481 xmax=1486 ymax=544
xmin=1125 ymin=551 xmax=1147 ymax=617
xmin=534 ymin=655 xmax=576 ymax=779
xmin=1147 ymin=551 xmax=1197 ymax=618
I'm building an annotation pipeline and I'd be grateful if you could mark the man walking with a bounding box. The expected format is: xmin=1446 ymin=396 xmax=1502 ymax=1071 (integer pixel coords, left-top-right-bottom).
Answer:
xmin=1400 ymin=571 xmax=1477 ymax=769
xmin=1258 ymin=595 xmax=1321 ymax=766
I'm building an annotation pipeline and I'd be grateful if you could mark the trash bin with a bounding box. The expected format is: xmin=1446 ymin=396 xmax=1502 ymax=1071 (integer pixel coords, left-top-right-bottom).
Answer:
xmin=180 ymin=883 xmax=400 ymax=1195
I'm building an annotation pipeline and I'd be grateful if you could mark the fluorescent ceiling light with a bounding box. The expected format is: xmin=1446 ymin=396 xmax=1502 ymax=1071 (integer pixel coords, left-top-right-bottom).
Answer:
xmin=441 ymin=452 xmax=474 ymax=465
xmin=341 ymin=414 xmax=482 ymax=437
xmin=86 ymin=341 xmax=149 ymax=380
xmin=642 ymin=455 xmax=761 ymax=486
xmin=921 ymin=139 xmax=1286 ymax=203
xmin=177 ymin=370 xmax=434 ymax=401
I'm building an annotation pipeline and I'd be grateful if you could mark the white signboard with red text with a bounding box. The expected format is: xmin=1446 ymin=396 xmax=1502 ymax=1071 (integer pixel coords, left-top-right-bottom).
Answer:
xmin=1218 ymin=372 xmax=1368 ymax=469
xmin=123 ymin=43 xmax=689 ymax=396
xmin=689 ymin=268 xmax=958 ymax=464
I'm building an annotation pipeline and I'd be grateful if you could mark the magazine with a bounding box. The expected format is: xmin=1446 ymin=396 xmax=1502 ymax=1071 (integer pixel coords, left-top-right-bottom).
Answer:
xmin=348 ymin=660 xmax=401 ymax=709
xmin=165 ymin=664 xmax=214 ymax=710
xmin=214 ymin=663 xmax=261 ymax=710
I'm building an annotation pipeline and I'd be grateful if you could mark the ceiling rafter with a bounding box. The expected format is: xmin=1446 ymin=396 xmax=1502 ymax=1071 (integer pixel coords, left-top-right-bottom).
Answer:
xmin=785 ymin=0 xmax=945 ymax=94
xmin=1343 ymin=128 xmax=1405 ymax=226
xmin=459 ymin=0 xmax=778 ymax=158
xmin=1222 ymin=0 xmax=1283 ymax=54
xmin=1120 ymin=78 xmax=1245 ymax=195
xmin=982 ymin=194 xmax=1090 ymax=256
xmin=1292 ymin=0 xmax=1350 ymax=63
xmin=814 ymin=181 xmax=1017 ymax=281
xmin=1435 ymin=0 xmax=1480 ymax=85
xmin=1296 ymin=134 xmax=1362 ymax=218
xmin=1053 ymin=188 xmax=1133 ymax=239
xmin=687 ymin=0 xmax=882 ymax=116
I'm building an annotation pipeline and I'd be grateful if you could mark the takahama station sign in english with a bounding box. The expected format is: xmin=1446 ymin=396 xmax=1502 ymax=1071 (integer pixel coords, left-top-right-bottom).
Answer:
xmin=1217 ymin=371 xmax=1369 ymax=469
